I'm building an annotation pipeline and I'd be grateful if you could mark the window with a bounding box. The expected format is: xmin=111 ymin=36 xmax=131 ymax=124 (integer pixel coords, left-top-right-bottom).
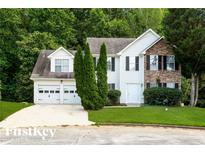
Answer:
xmin=70 ymin=90 xmax=74 ymax=93
xmin=147 ymin=82 xmax=162 ymax=88
xmin=64 ymin=90 xmax=69 ymax=93
xmin=44 ymin=90 xmax=49 ymax=93
xmin=50 ymin=90 xmax=54 ymax=93
xmin=129 ymin=57 xmax=135 ymax=71
xmin=150 ymin=55 xmax=158 ymax=70
xmin=166 ymin=82 xmax=175 ymax=88
xmin=108 ymin=83 xmax=115 ymax=90
xmin=125 ymin=56 xmax=139 ymax=71
xmin=55 ymin=90 xmax=60 ymax=93
xmin=150 ymin=82 xmax=158 ymax=88
xmin=107 ymin=57 xmax=112 ymax=71
xmin=55 ymin=59 xmax=69 ymax=72
xmin=166 ymin=55 xmax=175 ymax=71
xmin=107 ymin=57 xmax=115 ymax=71
xmin=39 ymin=90 xmax=43 ymax=93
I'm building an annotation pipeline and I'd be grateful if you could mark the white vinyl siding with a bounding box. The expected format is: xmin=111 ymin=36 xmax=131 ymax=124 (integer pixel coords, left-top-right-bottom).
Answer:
xmin=55 ymin=59 xmax=69 ymax=72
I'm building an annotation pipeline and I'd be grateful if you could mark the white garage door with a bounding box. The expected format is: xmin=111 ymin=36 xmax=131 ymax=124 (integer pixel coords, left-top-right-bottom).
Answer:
xmin=38 ymin=85 xmax=60 ymax=104
xmin=126 ymin=83 xmax=141 ymax=104
xmin=63 ymin=85 xmax=81 ymax=104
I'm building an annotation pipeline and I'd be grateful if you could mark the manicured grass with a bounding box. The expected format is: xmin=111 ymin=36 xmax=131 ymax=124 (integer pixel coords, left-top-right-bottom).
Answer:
xmin=0 ymin=101 xmax=32 ymax=121
xmin=89 ymin=106 xmax=205 ymax=127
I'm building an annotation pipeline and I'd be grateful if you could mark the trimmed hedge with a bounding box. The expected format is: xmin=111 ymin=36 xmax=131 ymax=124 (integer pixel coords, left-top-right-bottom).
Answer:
xmin=144 ymin=87 xmax=182 ymax=106
xmin=107 ymin=90 xmax=121 ymax=105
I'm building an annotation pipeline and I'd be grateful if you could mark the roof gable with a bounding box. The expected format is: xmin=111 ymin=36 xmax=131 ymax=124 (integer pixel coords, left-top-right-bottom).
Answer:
xmin=47 ymin=47 xmax=74 ymax=59
xmin=87 ymin=29 xmax=161 ymax=56
xmin=117 ymin=29 xmax=161 ymax=56
xmin=140 ymin=37 xmax=164 ymax=54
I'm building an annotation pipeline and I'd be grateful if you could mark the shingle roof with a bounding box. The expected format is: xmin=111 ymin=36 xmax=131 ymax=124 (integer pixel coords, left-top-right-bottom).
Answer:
xmin=31 ymin=50 xmax=74 ymax=79
xmin=87 ymin=38 xmax=136 ymax=54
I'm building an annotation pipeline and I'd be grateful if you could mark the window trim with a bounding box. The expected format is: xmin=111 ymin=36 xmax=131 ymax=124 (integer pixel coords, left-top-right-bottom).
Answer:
xmin=150 ymin=55 xmax=159 ymax=71
xmin=107 ymin=57 xmax=112 ymax=71
xmin=166 ymin=55 xmax=175 ymax=71
xmin=107 ymin=57 xmax=115 ymax=72
xmin=166 ymin=82 xmax=175 ymax=88
xmin=126 ymin=56 xmax=139 ymax=71
xmin=55 ymin=59 xmax=69 ymax=73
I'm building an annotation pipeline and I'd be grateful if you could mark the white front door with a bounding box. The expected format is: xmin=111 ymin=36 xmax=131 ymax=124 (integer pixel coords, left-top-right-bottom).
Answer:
xmin=37 ymin=85 xmax=60 ymax=104
xmin=126 ymin=83 xmax=141 ymax=104
xmin=63 ymin=85 xmax=81 ymax=104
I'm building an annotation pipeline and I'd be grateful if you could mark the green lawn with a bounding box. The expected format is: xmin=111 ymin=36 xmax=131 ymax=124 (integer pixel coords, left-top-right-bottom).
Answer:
xmin=0 ymin=101 xmax=32 ymax=121
xmin=89 ymin=106 xmax=205 ymax=127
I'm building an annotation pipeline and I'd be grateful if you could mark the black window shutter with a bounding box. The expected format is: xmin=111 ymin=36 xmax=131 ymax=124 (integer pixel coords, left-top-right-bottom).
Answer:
xmin=146 ymin=55 xmax=150 ymax=70
xmin=175 ymin=83 xmax=179 ymax=89
xmin=111 ymin=57 xmax=115 ymax=71
xmin=126 ymin=56 xmax=129 ymax=71
xmin=163 ymin=83 xmax=167 ymax=88
xmin=93 ymin=57 xmax=96 ymax=67
xmin=163 ymin=56 xmax=167 ymax=70
xmin=158 ymin=55 xmax=162 ymax=70
xmin=112 ymin=84 xmax=115 ymax=90
xmin=175 ymin=60 xmax=179 ymax=70
xmin=146 ymin=83 xmax=150 ymax=88
xmin=135 ymin=56 xmax=139 ymax=71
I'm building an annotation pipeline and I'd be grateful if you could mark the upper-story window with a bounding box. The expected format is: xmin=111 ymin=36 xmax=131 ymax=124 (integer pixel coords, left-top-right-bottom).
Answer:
xmin=150 ymin=55 xmax=158 ymax=70
xmin=166 ymin=55 xmax=175 ymax=71
xmin=55 ymin=59 xmax=69 ymax=72
xmin=107 ymin=57 xmax=115 ymax=71
xmin=125 ymin=56 xmax=139 ymax=71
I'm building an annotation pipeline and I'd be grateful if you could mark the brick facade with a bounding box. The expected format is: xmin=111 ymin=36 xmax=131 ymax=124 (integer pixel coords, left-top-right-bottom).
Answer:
xmin=144 ymin=39 xmax=181 ymax=88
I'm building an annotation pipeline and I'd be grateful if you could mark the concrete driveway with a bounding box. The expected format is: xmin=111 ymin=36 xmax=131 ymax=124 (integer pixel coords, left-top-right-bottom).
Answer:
xmin=0 ymin=105 xmax=94 ymax=128
xmin=1 ymin=126 xmax=205 ymax=145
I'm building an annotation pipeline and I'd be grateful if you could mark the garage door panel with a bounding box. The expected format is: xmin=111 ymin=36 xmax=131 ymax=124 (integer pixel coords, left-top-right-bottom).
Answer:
xmin=63 ymin=85 xmax=81 ymax=104
xmin=37 ymin=85 xmax=60 ymax=104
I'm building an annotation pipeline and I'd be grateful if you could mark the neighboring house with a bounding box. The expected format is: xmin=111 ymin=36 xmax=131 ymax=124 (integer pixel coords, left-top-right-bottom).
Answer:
xmin=30 ymin=29 xmax=181 ymax=105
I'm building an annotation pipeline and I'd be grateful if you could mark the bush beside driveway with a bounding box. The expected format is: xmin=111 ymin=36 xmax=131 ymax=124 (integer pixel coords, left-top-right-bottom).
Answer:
xmin=89 ymin=106 xmax=205 ymax=127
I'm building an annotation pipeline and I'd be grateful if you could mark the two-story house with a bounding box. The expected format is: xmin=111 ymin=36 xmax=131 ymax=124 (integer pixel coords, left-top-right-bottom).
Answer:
xmin=30 ymin=29 xmax=181 ymax=105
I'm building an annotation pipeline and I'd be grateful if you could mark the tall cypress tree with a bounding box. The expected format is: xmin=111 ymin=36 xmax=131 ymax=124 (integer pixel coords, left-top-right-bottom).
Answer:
xmin=83 ymin=43 xmax=102 ymax=110
xmin=74 ymin=46 xmax=84 ymax=99
xmin=97 ymin=43 xmax=108 ymax=106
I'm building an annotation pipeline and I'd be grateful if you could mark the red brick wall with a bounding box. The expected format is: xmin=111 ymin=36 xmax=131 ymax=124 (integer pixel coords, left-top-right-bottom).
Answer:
xmin=144 ymin=39 xmax=181 ymax=88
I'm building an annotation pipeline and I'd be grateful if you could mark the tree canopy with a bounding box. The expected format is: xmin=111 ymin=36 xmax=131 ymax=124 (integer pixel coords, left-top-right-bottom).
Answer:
xmin=0 ymin=8 xmax=165 ymax=102
xmin=163 ymin=8 xmax=205 ymax=106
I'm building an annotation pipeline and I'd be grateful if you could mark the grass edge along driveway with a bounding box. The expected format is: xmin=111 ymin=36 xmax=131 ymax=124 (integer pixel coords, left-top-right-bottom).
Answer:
xmin=89 ymin=106 xmax=205 ymax=127
xmin=0 ymin=101 xmax=32 ymax=121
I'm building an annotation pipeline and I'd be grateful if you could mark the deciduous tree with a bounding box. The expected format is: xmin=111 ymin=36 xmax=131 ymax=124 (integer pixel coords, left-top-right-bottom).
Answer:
xmin=163 ymin=9 xmax=205 ymax=106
